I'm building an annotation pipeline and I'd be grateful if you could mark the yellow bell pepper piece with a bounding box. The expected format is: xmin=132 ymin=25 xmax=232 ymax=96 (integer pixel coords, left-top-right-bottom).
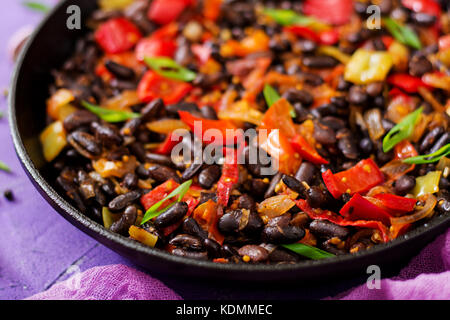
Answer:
xmin=40 ymin=121 xmax=67 ymax=162
xmin=412 ymin=171 xmax=442 ymax=197
xmin=344 ymin=49 xmax=393 ymax=85
xmin=99 ymin=0 xmax=134 ymax=10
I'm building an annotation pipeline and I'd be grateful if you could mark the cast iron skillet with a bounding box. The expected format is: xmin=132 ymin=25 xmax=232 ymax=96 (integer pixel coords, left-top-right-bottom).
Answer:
xmin=9 ymin=0 xmax=450 ymax=282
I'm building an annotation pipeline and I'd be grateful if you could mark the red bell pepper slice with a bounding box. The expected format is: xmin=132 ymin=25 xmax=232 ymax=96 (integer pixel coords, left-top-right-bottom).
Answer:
xmin=439 ymin=35 xmax=450 ymax=51
xmin=178 ymin=111 xmax=243 ymax=146
xmin=381 ymin=36 xmax=395 ymax=49
xmin=216 ymin=149 xmax=239 ymax=206
xmin=318 ymin=30 xmax=340 ymax=45
xmin=373 ymin=194 xmax=417 ymax=215
xmin=291 ymin=134 xmax=329 ymax=165
xmin=95 ymin=18 xmax=142 ymax=54
xmin=154 ymin=133 xmax=183 ymax=155
xmin=303 ymin=0 xmax=353 ymax=25
xmin=135 ymin=37 xmax=177 ymax=62
xmin=340 ymin=194 xmax=392 ymax=226
xmin=284 ymin=26 xmax=321 ymax=43
xmin=138 ymin=71 xmax=192 ymax=105
xmin=148 ymin=0 xmax=193 ymax=25
xmin=401 ymin=0 xmax=441 ymax=18
xmin=140 ymin=179 xmax=179 ymax=211
xmin=322 ymin=158 xmax=384 ymax=199
xmin=296 ymin=199 xmax=390 ymax=242
xmin=387 ymin=74 xmax=430 ymax=93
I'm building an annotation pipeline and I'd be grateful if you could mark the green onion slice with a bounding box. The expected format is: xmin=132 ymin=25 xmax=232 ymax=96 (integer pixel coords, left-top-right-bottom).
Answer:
xmin=403 ymin=144 xmax=450 ymax=165
xmin=81 ymin=101 xmax=140 ymax=123
xmin=263 ymin=8 xmax=316 ymax=27
xmin=141 ymin=180 xmax=192 ymax=225
xmin=383 ymin=107 xmax=423 ymax=153
xmin=282 ymin=243 xmax=335 ymax=260
xmin=383 ymin=17 xmax=422 ymax=49
xmin=23 ymin=1 xmax=50 ymax=13
xmin=0 ymin=161 xmax=11 ymax=173
xmin=144 ymin=57 xmax=197 ymax=82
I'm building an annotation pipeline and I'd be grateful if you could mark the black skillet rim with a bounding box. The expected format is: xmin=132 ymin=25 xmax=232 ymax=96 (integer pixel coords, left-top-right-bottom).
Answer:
xmin=8 ymin=0 xmax=450 ymax=277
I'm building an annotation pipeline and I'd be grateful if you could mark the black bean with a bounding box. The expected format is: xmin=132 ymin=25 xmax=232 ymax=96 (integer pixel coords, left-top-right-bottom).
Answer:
xmin=120 ymin=118 xmax=141 ymax=136
xmin=296 ymin=39 xmax=317 ymax=53
xmin=359 ymin=137 xmax=373 ymax=155
xmin=244 ymin=210 xmax=264 ymax=235
xmin=237 ymin=194 xmax=256 ymax=211
xmin=311 ymin=104 xmax=337 ymax=118
xmin=348 ymin=86 xmax=368 ymax=105
xmin=148 ymin=165 xmax=181 ymax=183
xmin=306 ymin=186 xmax=328 ymax=208
xmin=166 ymin=102 xmax=200 ymax=118
xmin=409 ymin=55 xmax=433 ymax=77
xmin=221 ymin=244 xmax=239 ymax=258
xmin=321 ymin=240 xmax=346 ymax=255
xmin=182 ymin=162 xmax=203 ymax=180
xmin=419 ymin=127 xmax=444 ymax=153
xmin=101 ymin=180 xmax=116 ymax=198
xmin=91 ymin=122 xmax=123 ymax=147
xmin=366 ymin=82 xmax=384 ymax=97
xmin=200 ymin=106 xmax=218 ymax=120
xmin=203 ymin=238 xmax=222 ymax=259
xmin=109 ymin=78 xmax=137 ymax=91
xmin=110 ymin=205 xmax=137 ymax=235
xmin=331 ymin=96 xmax=348 ymax=110
xmin=301 ymin=72 xmax=324 ymax=86
xmin=320 ymin=116 xmax=346 ymax=131
xmin=145 ymin=153 xmax=174 ymax=167
xmin=394 ymin=175 xmax=416 ymax=196
xmin=282 ymin=89 xmax=313 ymax=106
xmin=154 ymin=202 xmax=188 ymax=228
xmin=238 ymin=245 xmax=269 ymax=263
xmin=268 ymin=247 xmax=301 ymax=263
xmin=63 ymin=110 xmax=99 ymax=132
xmin=262 ymin=215 xmax=305 ymax=244
xmin=264 ymin=172 xmax=282 ymax=199
xmin=338 ymin=134 xmax=359 ymax=160
xmin=218 ymin=210 xmax=241 ymax=235
xmin=182 ymin=217 xmax=208 ymax=240
xmin=140 ymin=98 xmax=165 ymax=122
xmin=123 ymin=173 xmax=138 ymax=190
xmin=172 ymin=248 xmax=208 ymax=260
xmin=249 ymin=179 xmax=268 ymax=199
xmin=295 ymin=162 xmax=316 ymax=185
xmin=174 ymin=43 xmax=194 ymax=67
xmin=309 ymin=220 xmax=349 ymax=239
xmin=198 ymin=165 xmax=221 ymax=189
xmin=314 ymin=122 xmax=336 ymax=145
xmin=303 ymin=56 xmax=338 ymax=68
xmin=336 ymin=77 xmax=352 ymax=91
xmin=411 ymin=12 xmax=436 ymax=26
xmin=169 ymin=234 xmax=204 ymax=251
xmin=282 ymin=175 xmax=305 ymax=194
xmin=429 ymin=132 xmax=449 ymax=154
xmin=104 ymin=60 xmax=135 ymax=79
xmin=293 ymin=103 xmax=311 ymax=123
xmin=108 ymin=191 xmax=141 ymax=212
xmin=67 ymin=131 xmax=102 ymax=159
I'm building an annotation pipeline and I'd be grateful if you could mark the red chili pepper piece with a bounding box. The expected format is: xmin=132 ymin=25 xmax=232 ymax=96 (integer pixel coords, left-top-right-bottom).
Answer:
xmin=284 ymin=26 xmax=321 ymax=43
xmin=303 ymin=0 xmax=353 ymax=25
xmin=95 ymin=18 xmax=142 ymax=54
xmin=291 ymin=134 xmax=329 ymax=165
xmin=373 ymin=194 xmax=417 ymax=215
xmin=154 ymin=133 xmax=183 ymax=155
xmin=148 ymin=0 xmax=193 ymax=25
xmin=296 ymin=199 xmax=390 ymax=242
xmin=318 ymin=29 xmax=340 ymax=45
xmin=340 ymin=193 xmax=392 ymax=225
xmin=322 ymin=158 xmax=384 ymax=199
xmin=217 ymin=149 xmax=239 ymax=206
xmin=387 ymin=74 xmax=430 ymax=93
xmin=138 ymin=71 xmax=192 ymax=105
xmin=135 ymin=37 xmax=177 ymax=62
xmin=178 ymin=111 xmax=243 ymax=146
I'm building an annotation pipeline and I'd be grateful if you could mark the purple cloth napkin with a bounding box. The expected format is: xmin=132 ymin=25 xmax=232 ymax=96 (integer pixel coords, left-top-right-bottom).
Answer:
xmin=27 ymin=230 xmax=450 ymax=300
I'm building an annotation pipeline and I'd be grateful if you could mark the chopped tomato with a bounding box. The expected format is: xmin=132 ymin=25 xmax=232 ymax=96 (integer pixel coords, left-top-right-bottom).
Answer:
xmin=148 ymin=0 xmax=193 ymax=25
xmin=95 ymin=18 xmax=142 ymax=54
xmin=137 ymin=71 xmax=192 ymax=105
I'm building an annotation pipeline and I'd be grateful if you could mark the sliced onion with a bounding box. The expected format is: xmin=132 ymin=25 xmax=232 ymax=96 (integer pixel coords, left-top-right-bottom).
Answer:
xmin=381 ymin=159 xmax=415 ymax=181
xmin=364 ymin=108 xmax=385 ymax=141
xmin=257 ymin=195 xmax=296 ymax=219
xmin=390 ymin=194 xmax=437 ymax=225
xmin=366 ymin=185 xmax=393 ymax=197
xmin=146 ymin=119 xmax=189 ymax=134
